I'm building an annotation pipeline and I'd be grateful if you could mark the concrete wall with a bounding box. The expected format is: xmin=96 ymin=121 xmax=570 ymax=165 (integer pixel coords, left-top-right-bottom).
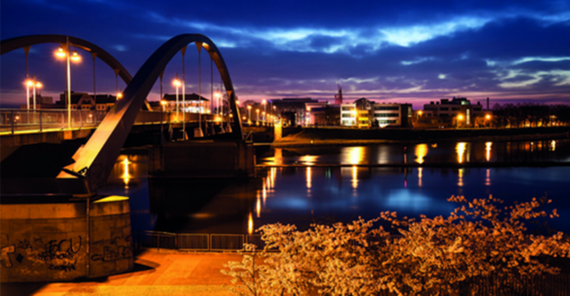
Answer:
xmin=149 ymin=140 xmax=255 ymax=178
xmin=0 ymin=196 xmax=133 ymax=282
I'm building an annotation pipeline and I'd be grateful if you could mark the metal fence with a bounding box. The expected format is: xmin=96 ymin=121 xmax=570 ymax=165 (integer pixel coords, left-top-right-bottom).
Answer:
xmin=0 ymin=109 xmax=216 ymax=135
xmin=133 ymin=231 xmax=264 ymax=252
xmin=0 ymin=109 xmax=106 ymax=134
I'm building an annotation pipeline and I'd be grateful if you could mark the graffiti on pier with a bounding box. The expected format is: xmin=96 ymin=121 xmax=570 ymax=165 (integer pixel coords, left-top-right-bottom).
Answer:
xmin=49 ymin=258 xmax=77 ymax=272
xmin=91 ymin=235 xmax=132 ymax=262
xmin=4 ymin=236 xmax=83 ymax=272
xmin=1 ymin=245 xmax=15 ymax=268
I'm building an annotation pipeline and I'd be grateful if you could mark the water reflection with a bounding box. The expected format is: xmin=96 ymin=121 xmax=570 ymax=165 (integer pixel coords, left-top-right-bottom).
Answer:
xmin=300 ymin=155 xmax=318 ymax=166
xmin=456 ymin=142 xmax=467 ymax=164
xmin=346 ymin=147 xmax=365 ymax=165
xmin=122 ymin=157 xmax=131 ymax=188
xmin=248 ymin=212 xmax=254 ymax=235
xmin=102 ymin=157 xmax=570 ymax=235
xmin=352 ymin=166 xmax=358 ymax=189
xmin=415 ymin=144 xmax=428 ymax=164
xmin=306 ymin=166 xmax=312 ymax=189
xmin=258 ymin=139 xmax=570 ymax=166
xmin=485 ymin=142 xmax=492 ymax=162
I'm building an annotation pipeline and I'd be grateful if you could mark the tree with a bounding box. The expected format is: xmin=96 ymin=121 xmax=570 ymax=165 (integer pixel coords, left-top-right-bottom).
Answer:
xmin=222 ymin=196 xmax=570 ymax=296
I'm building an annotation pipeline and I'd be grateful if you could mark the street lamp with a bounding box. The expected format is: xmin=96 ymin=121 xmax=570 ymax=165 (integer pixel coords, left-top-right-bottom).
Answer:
xmin=247 ymin=105 xmax=252 ymax=122
xmin=256 ymin=109 xmax=260 ymax=122
xmin=54 ymin=37 xmax=81 ymax=129
xmin=214 ymin=91 xmax=221 ymax=116
xmin=457 ymin=114 xmax=464 ymax=128
xmin=173 ymin=74 xmax=181 ymax=121
xmin=32 ymin=77 xmax=42 ymax=111
xmin=117 ymin=92 xmax=123 ymax=99
xmin=262 ymin=99 xmax=267 ymax=122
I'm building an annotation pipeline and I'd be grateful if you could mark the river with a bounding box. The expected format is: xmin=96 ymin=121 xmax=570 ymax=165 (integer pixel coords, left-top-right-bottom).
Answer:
xmin=99 ymin=138 xmax=570 ymax=235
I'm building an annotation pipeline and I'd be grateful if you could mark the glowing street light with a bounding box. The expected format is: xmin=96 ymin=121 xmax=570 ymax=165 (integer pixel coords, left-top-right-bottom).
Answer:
xmin=247 ymin=105 xmax=252 ymax=122
xmin=256 ymin=109 xmax=260 ymax=121
xmin=262 ymin=99 xmax=267 ymax=122
xmin=116 ymin=92 xmax=123 ymax=99
xmin=173 ymin=74 xmax=181 ymax=121
xmin=160 ymin=100 xmax=167 ymax=112
xmin=24 ymin=79 xmax=33 ymax=110
xmin=32 ymin=77 xmax=42 ymax=111
xmin=54 ymin=37 xmax=81 ymax=129
xmin=214 ymin=91 xmax=222 ymax=116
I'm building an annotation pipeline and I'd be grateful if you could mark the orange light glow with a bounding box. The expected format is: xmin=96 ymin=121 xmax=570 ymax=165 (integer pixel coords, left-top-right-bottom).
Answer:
xmin=70 ymin=51 xmax=81 ymax=62
xmin=160 ymin=100 xmax=167 ymax=106
xmin=248 ymin=213 xmax=254 ymax=235
xmin=121 ymin=158 xmax=131 ymax=188
xmin=35 ymin=82 xmax=43 ymax=88
xmin=456 ymin=142 xmax=467 ymax=163
xmin=457 ymin=114 xmax=464 ymax=120
xmin=55 ymin=47 xmax=66 ymax=59
xmin=306 ymin=166 xmax=312 ymax=189
xmin=172 ymin=79 xmax=181 ymax=87
xmin=117 ymin=93 xmax=123 ymax=99
xmin=485 ymin=142 xmax=492 ymax=162
xmin=415 ymin=144 xmax=428 ymax=164
xmin=351 ymin=166 xmax=358 ymax=189
xmin=25 ymin=79 xmax=34 ymax=87
xmin=485 ymin=114 xmax=491 ymax=120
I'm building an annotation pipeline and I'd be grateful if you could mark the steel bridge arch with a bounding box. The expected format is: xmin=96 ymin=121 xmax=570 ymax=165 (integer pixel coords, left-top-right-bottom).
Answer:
xmin=58 ymin=34 xmax=244 ymax=192
xmin=0 ymin=34 xmax=151 ymax=110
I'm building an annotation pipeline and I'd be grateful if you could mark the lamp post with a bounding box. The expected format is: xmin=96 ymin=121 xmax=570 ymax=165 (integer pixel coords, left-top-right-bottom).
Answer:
xmin=32 ymin=76 xmax=42 ymax=111
xmin=25 ymin=79 xmax=33 ymax=110
xmin=247 ymin=105 xmax=252 ymax=123
xmin=457 ymin=114 xmax=464 ymax=128
xmin=173 ymin=74 xmax=181 ymax=121
xmin=256 ymin=109 xmax=260 ymax=123
xmin=262 ymin=100 xmax=266 ymax=122
xmin=54 ymin=37 xmax=81 ymax=129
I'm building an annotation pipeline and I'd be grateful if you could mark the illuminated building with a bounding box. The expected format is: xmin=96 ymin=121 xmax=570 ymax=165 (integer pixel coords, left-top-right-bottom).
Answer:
xmin=421 ymin=97 xmax=489 ymax=128
xmin=341 ymin=98 xmax=412 ymax=128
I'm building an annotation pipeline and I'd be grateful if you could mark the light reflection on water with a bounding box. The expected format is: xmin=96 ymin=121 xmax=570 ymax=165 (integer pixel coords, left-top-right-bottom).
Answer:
xmin=259 ymin=139 xmax=570 ymax=165
xmin=101 ymin=139 xmax=570 ymax=235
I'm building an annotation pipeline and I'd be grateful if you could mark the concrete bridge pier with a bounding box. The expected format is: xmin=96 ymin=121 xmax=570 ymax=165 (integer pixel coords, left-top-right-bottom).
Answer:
xmin=148 ymin=140 xmax=255 ymax=178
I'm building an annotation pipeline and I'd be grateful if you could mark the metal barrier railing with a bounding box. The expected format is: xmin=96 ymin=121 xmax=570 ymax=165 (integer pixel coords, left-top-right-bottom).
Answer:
xmin=133 ymin=231 xmax=264 ymax=252
xmin=0 ymin=109 xmax=216 ymax=135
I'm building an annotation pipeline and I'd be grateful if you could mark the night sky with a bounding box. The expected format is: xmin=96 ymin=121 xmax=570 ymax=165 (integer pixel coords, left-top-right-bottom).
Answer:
xmin=1 ymin=0 xmax=570 ymax=108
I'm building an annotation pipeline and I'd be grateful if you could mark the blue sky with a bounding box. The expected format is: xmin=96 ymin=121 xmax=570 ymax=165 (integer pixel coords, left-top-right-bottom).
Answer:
xmin=1 ymin=0 xmax=570 ymax=108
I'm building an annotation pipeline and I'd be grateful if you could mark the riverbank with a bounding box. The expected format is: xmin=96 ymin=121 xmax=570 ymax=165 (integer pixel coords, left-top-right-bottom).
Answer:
xmin=270 ymin=126 xmax=570 ymax=147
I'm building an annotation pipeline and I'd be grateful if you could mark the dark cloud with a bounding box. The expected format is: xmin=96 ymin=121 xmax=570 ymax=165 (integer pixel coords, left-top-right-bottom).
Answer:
xmin=1 ymin=0 xmax=570 ymax=107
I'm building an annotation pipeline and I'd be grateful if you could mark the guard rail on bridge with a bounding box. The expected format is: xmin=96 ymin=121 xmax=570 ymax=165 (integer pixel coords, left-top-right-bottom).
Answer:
xmin=0 ymin=109 xmax=218 ymax=135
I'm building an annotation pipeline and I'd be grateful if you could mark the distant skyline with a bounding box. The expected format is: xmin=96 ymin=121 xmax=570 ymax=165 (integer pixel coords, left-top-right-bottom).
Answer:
xmin=1 ymin=0 xmax=570 ymax=108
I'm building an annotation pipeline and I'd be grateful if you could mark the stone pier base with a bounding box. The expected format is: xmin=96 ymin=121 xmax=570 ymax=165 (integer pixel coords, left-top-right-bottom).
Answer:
xmin=0 ymin=195 xmax=133 ymax=282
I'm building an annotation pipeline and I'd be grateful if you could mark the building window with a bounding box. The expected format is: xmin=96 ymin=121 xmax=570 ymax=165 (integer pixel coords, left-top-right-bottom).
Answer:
xmin=374 ymin=106 xmax=399 ymax=111
xmin=452 ymin=107 xmax=460 ymax=111
xmin=342 ymin=106 xmax=355 ymax=111
xmin=440 ymin=107 xmax=449 ymax=111
xmin=342 ymin=114 xmax=355 ymax=118
xmin=375 ymin=113 xmax=399 ymax=118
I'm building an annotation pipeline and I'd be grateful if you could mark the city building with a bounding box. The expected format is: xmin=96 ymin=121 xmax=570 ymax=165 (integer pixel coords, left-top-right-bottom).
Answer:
xmin=272 ymin=98 xmax=320 ymax=126
xmin=161 ymin=93 xmax=210 ymax=113
xmin=420 ymin=97 xmax=488 ymax=127
xmin=341 ymin=98 xmax=412 ymax=128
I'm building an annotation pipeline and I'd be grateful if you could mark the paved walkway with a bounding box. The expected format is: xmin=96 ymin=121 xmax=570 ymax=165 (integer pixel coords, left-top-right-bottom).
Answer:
xmin=1 ymin=249 xmax=243 ymax=296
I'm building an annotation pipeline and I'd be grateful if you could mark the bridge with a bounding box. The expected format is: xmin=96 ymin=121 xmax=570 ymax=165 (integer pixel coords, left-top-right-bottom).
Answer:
xmin=0 ymin=34 xmax=248 ymax=196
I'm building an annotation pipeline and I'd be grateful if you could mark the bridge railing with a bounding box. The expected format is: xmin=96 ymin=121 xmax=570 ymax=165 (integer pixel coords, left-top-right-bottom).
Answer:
xmin=0 ymin=109 xmax=220 ymax=135
xmin=0 ymin=109 xmax=106 ymax=134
